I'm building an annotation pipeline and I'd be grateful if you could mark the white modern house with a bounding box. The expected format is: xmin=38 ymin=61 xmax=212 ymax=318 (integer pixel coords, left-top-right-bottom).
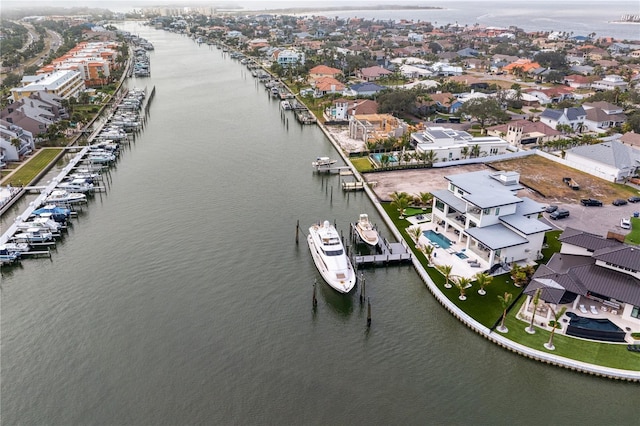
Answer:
xmin=411 ymin=126 xmax=510 ymax=162
xmin=431 ymin=170 xmax=550 ymax=268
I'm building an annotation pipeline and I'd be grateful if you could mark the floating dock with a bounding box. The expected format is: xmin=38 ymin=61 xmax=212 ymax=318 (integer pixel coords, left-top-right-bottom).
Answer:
xmin=350 ymin=222 xmax=412 ymax=267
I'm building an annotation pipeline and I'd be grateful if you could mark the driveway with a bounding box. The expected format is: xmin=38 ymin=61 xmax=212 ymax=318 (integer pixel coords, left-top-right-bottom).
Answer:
xmin=541 ymin=201 xmax=639 ymax=236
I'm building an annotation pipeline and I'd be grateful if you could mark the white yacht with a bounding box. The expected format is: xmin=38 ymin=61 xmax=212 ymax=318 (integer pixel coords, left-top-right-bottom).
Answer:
xmin=354 ymin=214 xmax=379 ymax=247
xmin=45 ymin=189 xmax=87 ymax=205
xmin=307 ymin=220 xmax=356 ymax=293
xmin=57 ymin=178 xmax=94 ymax=193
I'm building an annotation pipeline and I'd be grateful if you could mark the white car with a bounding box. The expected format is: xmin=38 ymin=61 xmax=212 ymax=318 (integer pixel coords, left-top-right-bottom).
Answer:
xmin=621 ymin=218 xmax=631 ymax=229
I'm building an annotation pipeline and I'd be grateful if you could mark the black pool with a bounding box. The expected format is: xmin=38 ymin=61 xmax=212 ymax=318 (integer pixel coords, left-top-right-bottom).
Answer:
xmin=565 ymin=312 xmax=626 ymax=342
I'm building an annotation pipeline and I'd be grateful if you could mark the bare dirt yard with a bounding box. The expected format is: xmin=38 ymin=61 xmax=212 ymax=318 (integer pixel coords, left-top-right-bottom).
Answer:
xmin=487 ymin=155 xmax=634 ymax=204
xmin=365 ymin=164 xmax=488 ymax=201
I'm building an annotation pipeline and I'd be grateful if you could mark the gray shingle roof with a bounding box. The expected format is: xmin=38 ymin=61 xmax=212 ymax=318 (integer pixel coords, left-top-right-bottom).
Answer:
xmin=558 ymin=227 xmax=622 ymax=251
xmin=464 ymin=223 xmax=528 ymax=250
xmin=567 ymin=141 xmax=640 ymax=170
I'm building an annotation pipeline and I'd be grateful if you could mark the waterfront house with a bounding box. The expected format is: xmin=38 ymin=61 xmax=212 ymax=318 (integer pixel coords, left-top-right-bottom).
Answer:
xmin=348 ymin=114 xmax=407 ymax=143
xmin=312 ymin=76 xmax=345 ymax=97
xmin=324 ymin=99 xmax=378 ymax=122
xmin=411 ymin=126 xmax=509 ymax=161
xmin=523 ymin=227 xmax=640 ymax=331
xmin=430 ymin=170 xmax=550 ymax=268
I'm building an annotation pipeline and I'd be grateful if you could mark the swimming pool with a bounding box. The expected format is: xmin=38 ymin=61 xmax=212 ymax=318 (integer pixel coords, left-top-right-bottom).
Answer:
xmin=565 ymin=312 xmax=626 ymax=342
xmin=371 ymin=153 xmax=398 ymax=163
xmin=423 ymin=230 xmax=452 ymax=249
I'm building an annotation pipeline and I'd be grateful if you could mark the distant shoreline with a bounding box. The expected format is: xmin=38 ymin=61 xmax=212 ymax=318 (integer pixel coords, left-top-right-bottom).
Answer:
xmin=223 ymin=5 xmax=444 ymax=15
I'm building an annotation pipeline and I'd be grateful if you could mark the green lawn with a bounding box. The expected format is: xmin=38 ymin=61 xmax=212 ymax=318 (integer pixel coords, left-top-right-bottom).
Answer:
xmin=624 ymin=217 xmax=640 ymax=246
xmin=351 ymin=156 xmax=373 ymax=172
xmin=1 ymin=148 xmax=63 ymax=186
xmin=381 ymin=202 xmax=640 ymax=371
xmin=503 ymin=300 xmax=640 ymax=370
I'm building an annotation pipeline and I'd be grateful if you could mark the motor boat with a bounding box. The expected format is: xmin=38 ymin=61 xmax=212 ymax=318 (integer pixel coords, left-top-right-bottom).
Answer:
xmin=307 ymin=220 xmax=356 ymax=294
xmin=12 ymin=228 xmax=54 ymax=243
xmin=45 ymin=189 xmax=87 ymax=205
xmin=0 ymin=246 xmax=21 ymax=264
xmin=57 ymin=178 xmax=94 ymax=193
xmin=31 ymin=205 xmax=71 ymax=223
xmin=312 ymin=156 xmax=337 ymax=168
xmin=354 ymin=213 xmax=379 ymax=247
xmin=16 ymin=216 xmax=63 ymax=233
xmin=1 ymin=242 xmax=31 ymax=254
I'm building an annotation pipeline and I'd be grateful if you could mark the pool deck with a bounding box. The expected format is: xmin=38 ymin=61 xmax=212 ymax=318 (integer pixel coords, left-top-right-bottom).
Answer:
xmin=407 ymin=217 xmax=490 ymax=280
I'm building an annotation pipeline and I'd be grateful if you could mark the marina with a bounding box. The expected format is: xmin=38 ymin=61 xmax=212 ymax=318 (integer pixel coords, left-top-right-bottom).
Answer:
xmin=0 ymin=85 xmax=153 ymax=265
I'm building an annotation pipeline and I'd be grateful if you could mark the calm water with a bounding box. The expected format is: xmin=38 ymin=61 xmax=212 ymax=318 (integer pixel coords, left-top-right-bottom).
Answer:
xmin=1 ymin=22 xmax=638 ymax=426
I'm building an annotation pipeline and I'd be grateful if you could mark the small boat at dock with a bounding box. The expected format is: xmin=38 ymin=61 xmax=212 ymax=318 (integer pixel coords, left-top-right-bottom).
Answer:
xmin=312 ymin=156 xmax=337 ymax=168
xmin=354 ymin=214 xmax=379 ymax=247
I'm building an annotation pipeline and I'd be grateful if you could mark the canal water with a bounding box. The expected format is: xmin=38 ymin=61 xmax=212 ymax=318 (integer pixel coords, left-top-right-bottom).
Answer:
xmin=1 ymin=22 xmax=636 ymax=425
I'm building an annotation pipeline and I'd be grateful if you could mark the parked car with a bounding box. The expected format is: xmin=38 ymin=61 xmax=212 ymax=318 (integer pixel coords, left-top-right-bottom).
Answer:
xmin=581 ymin=198 xmax=603 ymax=206
xmin=612 ymin=198 xmax=628 ymax=206
xmin=545 ymin=205 xmax=558 ymax=213
xmin=628 ymin=196 xmax=640 ymax=203
xmin=621 ymin=218 xmax=631 ymax=229
xmin=550 ymin=209 xmax=570 ymax=220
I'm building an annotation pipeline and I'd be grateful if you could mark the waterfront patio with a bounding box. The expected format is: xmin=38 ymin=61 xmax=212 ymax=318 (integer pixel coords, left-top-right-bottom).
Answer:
xmin=406 ymin=217 xmax=491 ymax=280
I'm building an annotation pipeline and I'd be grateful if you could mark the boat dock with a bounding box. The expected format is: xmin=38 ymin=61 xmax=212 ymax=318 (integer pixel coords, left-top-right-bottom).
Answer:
xmin=350 ymin=222 xmax=412 ymax=267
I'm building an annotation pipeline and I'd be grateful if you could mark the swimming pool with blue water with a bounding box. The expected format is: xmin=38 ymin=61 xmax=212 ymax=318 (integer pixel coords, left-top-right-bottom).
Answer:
xmin=423 ymin=230 xmax=452 ymax=249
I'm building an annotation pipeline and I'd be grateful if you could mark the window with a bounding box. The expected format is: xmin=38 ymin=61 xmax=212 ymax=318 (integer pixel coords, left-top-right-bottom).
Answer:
xmin=483 ymin=208 xmax=490 ymax=215
xmin=495 ymin=207 xmax=500 ymax=215
xmin=632 ymin=306 xmax=639 ymax=319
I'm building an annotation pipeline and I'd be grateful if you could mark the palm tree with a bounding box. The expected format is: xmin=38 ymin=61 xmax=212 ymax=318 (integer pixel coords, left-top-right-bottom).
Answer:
xmin=496 ymin=292 xmax=513 ymax=333
xmin=544 ymin=305 xmax=567 ymax=350
xmin=390 ymin=191 xmax=411 ymax=219
xmin=470 ymin=144 xmax=481 ymax=158
xmin=510 ymin=264 xmax=528 ymax=288
xmin=454 ymin=276 xmax=472 ymax=300
xmin=408 ymin=226 xmax=422 ymax=247
xmin=424 ymin=150 xmax=437 ymax=167
xmin=474 ymin=272 xmax=493 ymax=296
xmin=436 ymin=264 xmax=453 ymax=289
xmin=420 ymin=243 xmax=434 ymax=266
xmin=418 ymin=192 xmax=433 ymax=210
xmin=460 ymin=146 xmax=469 ymax=159
xmin=526 ymin=288 xmax=542 ymax=334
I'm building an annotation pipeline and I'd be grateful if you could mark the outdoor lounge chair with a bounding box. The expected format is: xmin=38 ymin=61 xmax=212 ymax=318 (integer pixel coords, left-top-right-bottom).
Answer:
xmin=590 ymin=305 xmax=599 ymax=315
xmin=579 ymin=304 xmax=588 ymax=314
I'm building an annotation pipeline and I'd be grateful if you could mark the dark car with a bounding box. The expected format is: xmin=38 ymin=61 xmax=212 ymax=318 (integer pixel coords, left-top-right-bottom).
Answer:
xmin=628 ymin=196 xmax=640 ymax=203
xmin=545 ymin=205 xmax=558 ymax=213
xmin=581 ymin=198 xmax=603 ymax=207
xmin=612 ymin=198 xmax=628 ymax=206
xmin=550 ymin=209 xmax=570 ymax=220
